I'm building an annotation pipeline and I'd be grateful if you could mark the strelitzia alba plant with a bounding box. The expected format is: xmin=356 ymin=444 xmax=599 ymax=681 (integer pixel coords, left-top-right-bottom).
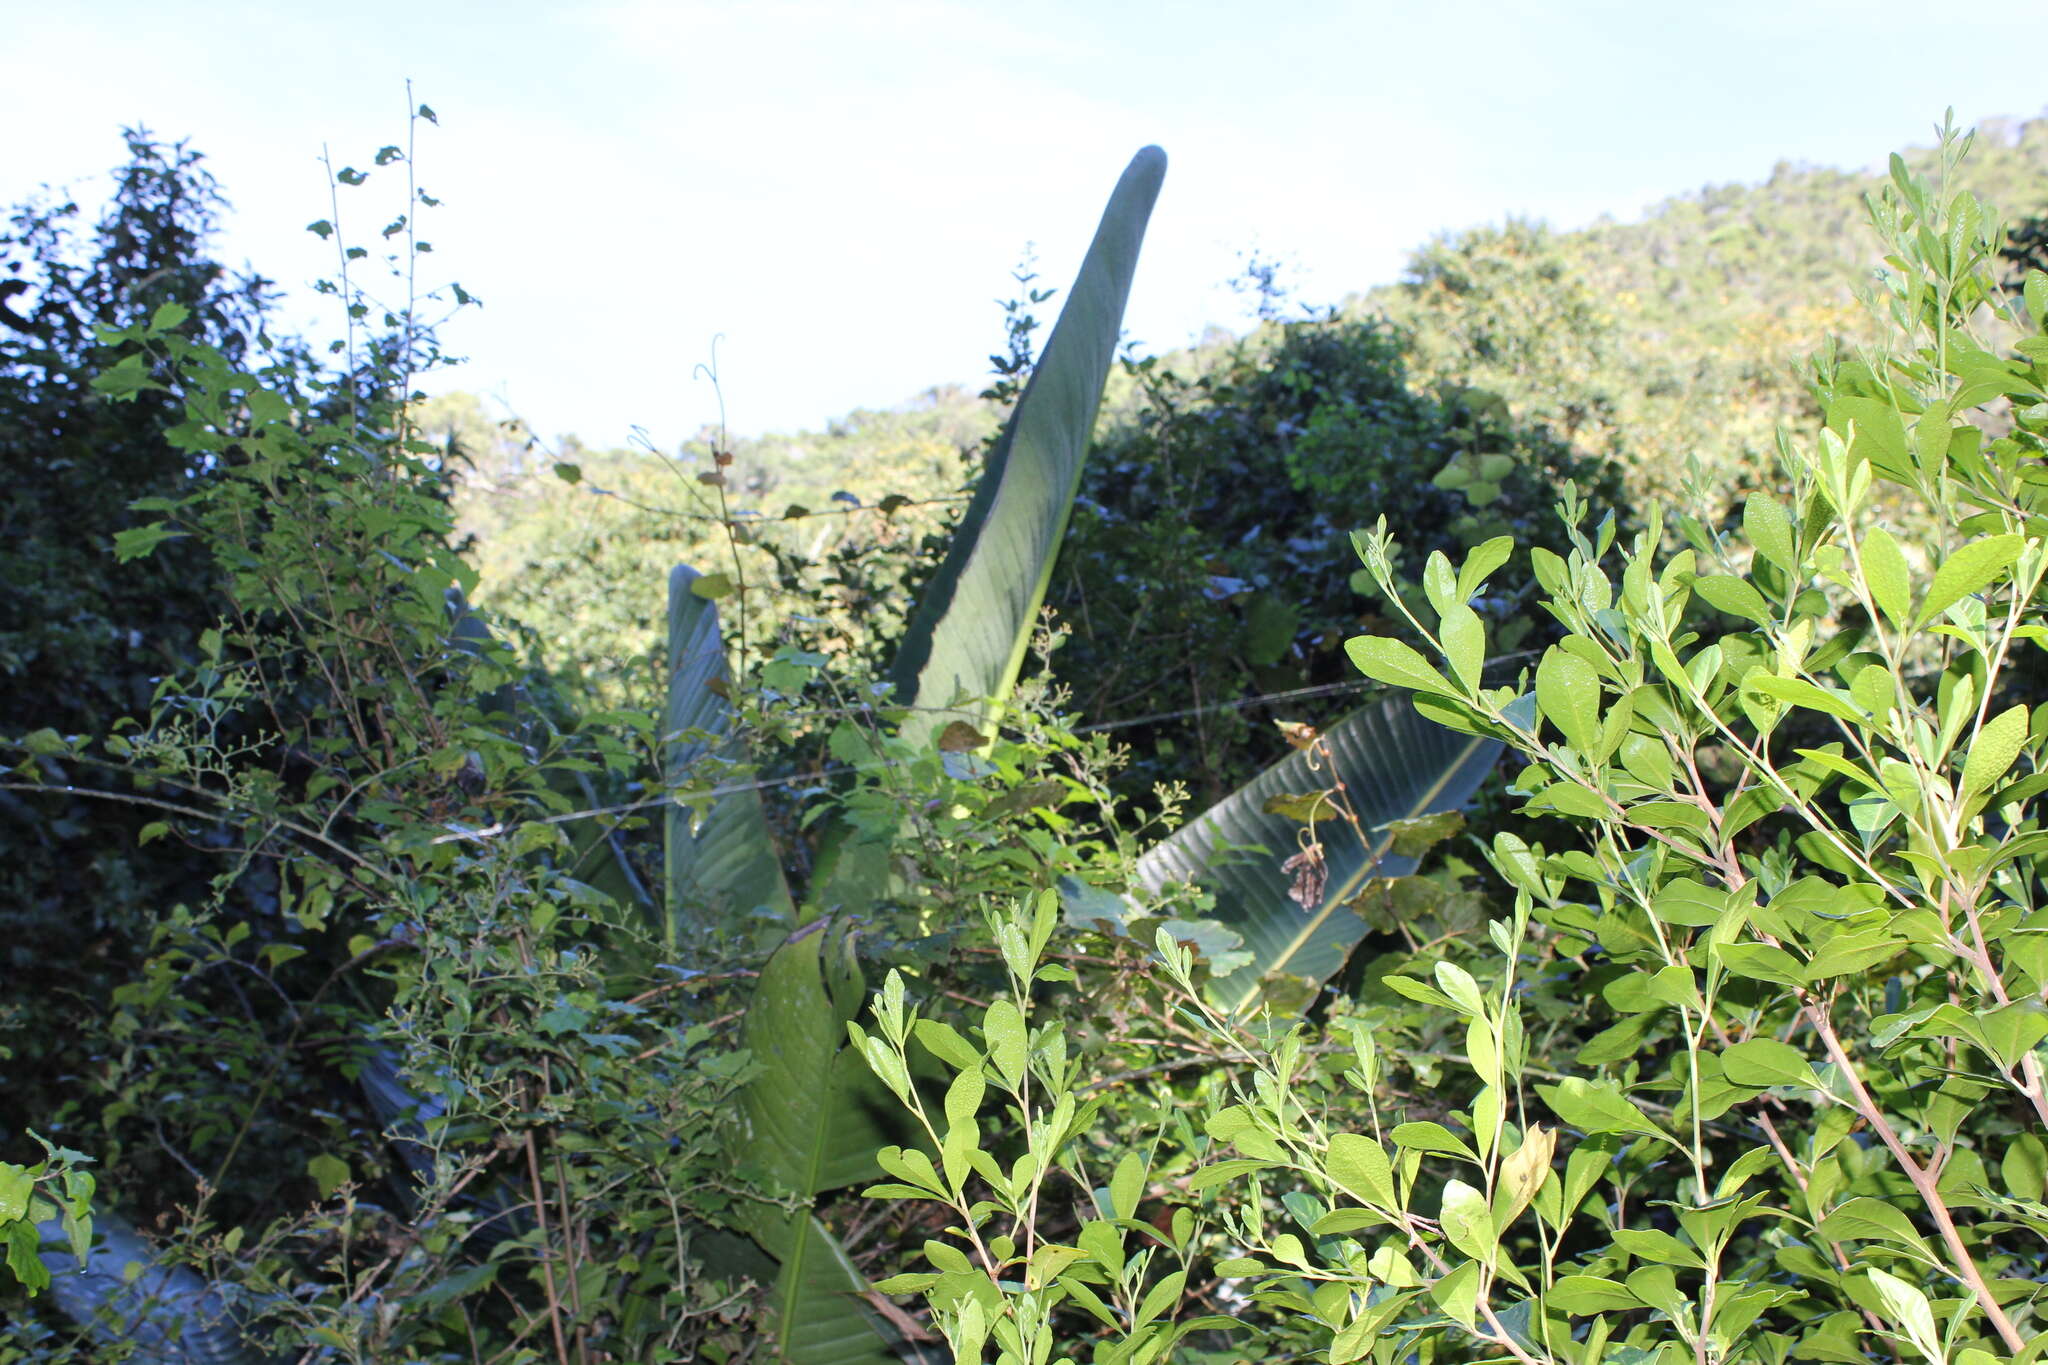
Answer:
xmin=653 ymin=144 xmax=1499 ymax=1362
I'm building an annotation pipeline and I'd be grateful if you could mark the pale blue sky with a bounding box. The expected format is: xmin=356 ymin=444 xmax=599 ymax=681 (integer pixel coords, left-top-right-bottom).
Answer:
xmin=10 ymin=2 xmax=2046 ymax=443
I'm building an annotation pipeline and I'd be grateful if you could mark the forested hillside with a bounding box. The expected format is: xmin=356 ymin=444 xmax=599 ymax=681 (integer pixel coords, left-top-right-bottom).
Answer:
xmin=441 ymin=115 xmax=2048 ymax=791
xmin=1372 ymin=114 xmax=2048 ymax=494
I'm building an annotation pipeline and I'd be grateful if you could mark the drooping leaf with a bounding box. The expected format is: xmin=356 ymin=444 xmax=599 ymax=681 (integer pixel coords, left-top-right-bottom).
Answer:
xmin=1133 ymin=696 xmax=1499 ymax=1012
xmin=39 ymin=1212 xmax=273 ymax=1364
xmin=889 ymin=147 xmax=1167 ymax=744
xmin=665 ymin=565 xmax=794 ymax=938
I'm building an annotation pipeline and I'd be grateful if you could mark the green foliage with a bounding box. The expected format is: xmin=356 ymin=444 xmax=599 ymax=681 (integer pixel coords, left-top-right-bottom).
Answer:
xmin=1318 ymin=121 xmax=2048 ymax=1360
xmin=0 ymin=1139 xmax=92 ymax=1300
xmin=1132 ymin=698 xmax=1498 ymax=1013
xmin=3 ymin=123 xmax=768 ymax=1363
xmin=441 ymin=387 xmax=990 ymax=717
xmin=892 ymin=145 xmax=1166 ymax=747
xmin=0 ymin=133 xmax=316 ymax=1187
xmin=849 ymin=893 xmax=1232 ymax=1365
xmin=851 ymin=114 xmax=2048 ymax=1365
xmin=1368 ymin=116 xmax=2048 ymax=504
xmin=36 ymin=81 xmax=2048 ymax=1365
xmin=1045 ymin=310 xmax=1621 ymax=807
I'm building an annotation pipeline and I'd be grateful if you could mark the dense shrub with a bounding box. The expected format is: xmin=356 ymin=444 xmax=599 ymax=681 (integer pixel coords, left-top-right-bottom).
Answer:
xmin=1045 ymin=311 xmax=1625 ymax=805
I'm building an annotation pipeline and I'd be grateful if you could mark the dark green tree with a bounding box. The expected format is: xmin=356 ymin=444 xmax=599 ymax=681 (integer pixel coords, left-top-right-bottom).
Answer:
xmin=0 ymin=131 xmax=328 ymax=1206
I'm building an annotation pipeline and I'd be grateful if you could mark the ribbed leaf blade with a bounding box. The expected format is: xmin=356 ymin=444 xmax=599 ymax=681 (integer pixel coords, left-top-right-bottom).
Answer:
xmin=666 ymin=565 xmax=793 ymax=938
xmin=890 ymin=146 xmax=1167 ymax=744
xmin=759 ymin=1215 xmax=896 ymax=1365
xmin=40 ymin=1212 xmax=274 ymax=1364
xmin=1136 ymin=697 xmax=1499 ymax=1012
xmin=735 ymin=923 xmax=902 ymax=1363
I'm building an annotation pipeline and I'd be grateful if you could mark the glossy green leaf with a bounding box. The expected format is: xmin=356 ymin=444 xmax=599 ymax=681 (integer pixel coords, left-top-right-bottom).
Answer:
xmin=1345 ymin=635 xmax=1459 ymax=696
xmin=1742 ymin=673 xmax=1865 ymax=724
xmin=982 ymin=999 xmax=1027 ymax=1088
xmin=1694 ymin=574 xmax=1772 ymax=626
xmin=1133 ymin=696 xmax=1499 ymax=1012
xmin=1866 ymin=1268 xmax=1941 ymax=1361
xmin=1720 ymin=1039 xmax=1815 ymax=1088
xmin=1536 ymin=646 xmax=1601 ymax=752
xmin=1818 ymin=1198 xmax=1935 ymax=1258
xmin=1744 ymin=492 xmax=1797 ymax=575
xmin=1324 ymin=1133 xmax=1398 ymax=1209
xmin=1547 ymin=1274 xmax=1640 ymax=1315
xmin=1962 ymin=703 xmax=2029 ymax=797
xmin=1536 ymin=1078 xmax=1663 ymax=1137
xmin=890 ymin=147 xmax=1166 ymax=744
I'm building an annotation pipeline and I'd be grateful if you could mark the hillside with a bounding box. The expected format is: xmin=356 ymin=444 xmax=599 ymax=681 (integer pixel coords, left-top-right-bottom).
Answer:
xmin=1367 ymin=113 xmax=2048 ymax=500
xmin=444 ymin=114 xmax=2048 ymax=723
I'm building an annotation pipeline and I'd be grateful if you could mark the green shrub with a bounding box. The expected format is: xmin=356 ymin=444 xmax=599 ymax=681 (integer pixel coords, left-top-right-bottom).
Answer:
xmin=1045 ymin=311 xmax=1623 ymax=807
xmin=858 ymin=119 xmax=2048 ymax=1364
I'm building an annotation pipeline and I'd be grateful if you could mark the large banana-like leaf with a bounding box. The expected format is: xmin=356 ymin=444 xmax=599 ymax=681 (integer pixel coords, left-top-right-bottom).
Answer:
xmin=38 ymin=1212 xmax=276 ymax=1364
xmin=734 ymin=923 xmax=901 ymax=1365
xmin=889 ymin=146 xmax=1167 ymax=745
xmin=664 ymin=565 xmax=792 ymax=940
xmin=1135 ymin=696 xmax=1500 ymax=1013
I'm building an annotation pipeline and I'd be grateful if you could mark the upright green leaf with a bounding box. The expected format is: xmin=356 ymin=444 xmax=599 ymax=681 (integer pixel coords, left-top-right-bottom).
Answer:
xmin=760 ymin=1214 xmax=896 ymax=1365
xmin=735 ymin=924 xmax=903 ymax=1364
xmin=665 ymin=565 xmax=793 ymax=939
xmin=889 ymin=147 xmax=1167 ymax=744
xmin=1133 ymin=697 xmax=1499 ymax=1012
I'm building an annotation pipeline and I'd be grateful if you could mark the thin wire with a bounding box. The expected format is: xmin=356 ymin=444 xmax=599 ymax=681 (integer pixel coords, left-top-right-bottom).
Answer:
xmin=1070 ymin=677 xmax=1378 ymax=733
xmin=429 ymin=648 xmax=1542 ymax=846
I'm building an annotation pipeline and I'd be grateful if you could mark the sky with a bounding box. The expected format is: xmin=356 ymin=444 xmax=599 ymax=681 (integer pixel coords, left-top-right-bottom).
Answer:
xmin=9 ymin=2 xmax=2048 ymax=446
